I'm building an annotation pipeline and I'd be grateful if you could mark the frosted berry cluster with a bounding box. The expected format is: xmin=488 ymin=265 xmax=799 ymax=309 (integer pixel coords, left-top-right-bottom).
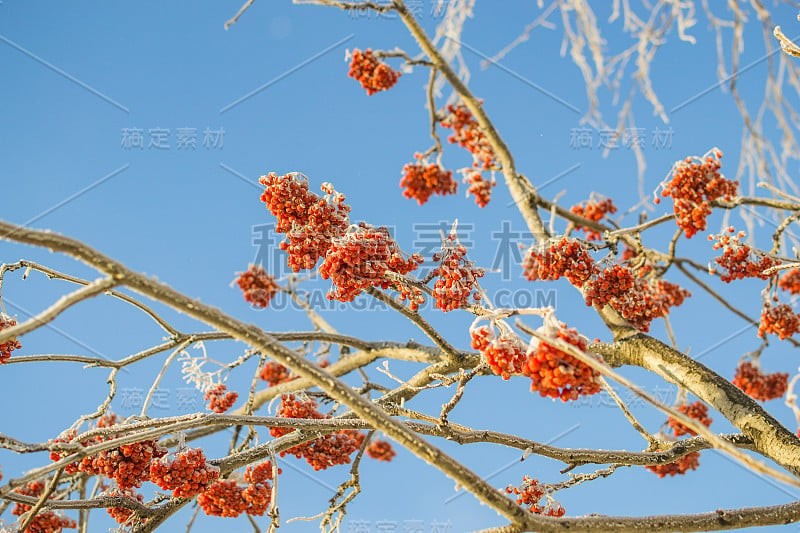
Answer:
xmin=523 ymin=238 xmax=597 ymax=286
xmin=779 ymin=268 xmax=800 ymax=294
xmin=732 ymin=361 xmax=788 ymax=401
xmin=400 ymin=159 xmax=457 ymax=205
xmin=319 ymin=223 xmax=423 ymax=305
xmin=570 ymin=198 xmax=617 ymax=240
xmin=205 ymin=384 xmax=238 ymax=413
xmin=584 ymin=265 xmax=635 ymax=308
xmin=464 ymin=172 xmax=495 ymax=208
xmin=260 ymin=361 xmax=295 ymax=386
xmin=198 ymin=462 xmax=279 ymax=518
xmin=0 ymin=314 xmax=21 ymax=364
xmin=440 ymin=103 xmax=498 ymax=170
xmin=366 ymin=439 xmax=396 ymax=462
xmin=523 ymin=322 xmax=602 ymax=401
xmin=150 ymin=447 xmax=220 ymax=498
xmin=105 ymin=488 xmax=143 ymax=525
xmin=235 ymin=264 xmax=279 ymax=309
xmin=505 ymin=476 xmax=565 ymax=516
xmin=470 ymin=325 xmax=528 ymax=380
xmin=646 ymin=451 xmax=701 ymax=477
xmin=657 ymin=149 xmax=737 ymax=238
xmin=259 ymin=173 xmax=351 ymax=272
xmin=347 ymin=48 xmax=401 ymax=95
xmin=13 ymin=480 xmax=77 ymax=532
xmin=709 ymin=229 xmax=777 ymax=282
xmin=607 ymin=278 xmax=690 ymax=333
xmin=431 ymin=231 xmax=484 ymax=311
xmin=667 ymin=401 xmax=713 ymax=437
xmin=80 ymin=439 xmax=165 ymax=489
xmin=270 ymin=395 xmax=361 ymax=471
xmin=758 ymin=303 xmax=800 ymax=340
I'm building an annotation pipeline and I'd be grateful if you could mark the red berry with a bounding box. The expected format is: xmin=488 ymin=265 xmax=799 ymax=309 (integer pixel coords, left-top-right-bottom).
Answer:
xmin=348 ymin=48 xmax=401 ymax=95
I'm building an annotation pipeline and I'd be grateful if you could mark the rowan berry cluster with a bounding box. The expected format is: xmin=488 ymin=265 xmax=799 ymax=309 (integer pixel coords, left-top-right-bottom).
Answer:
xmin=431 ymin=232 xmax=484 ymax=311
xmin=758 ymin=303 xmax=800 ymax=339
xmin=366 ymin=440 xmax=396 ymax=462
xmin=505 ymin=476 xmax=565 ymax=516
xmin=570 ymin=198 xmax=617 ymax=240
xmin=709 ymin=229 xmax=777 ymax=282
xmin=667 ymin=401 xmax=713 ymax=437
xmin=608 ymin=278 xmax=690 ymax=333
xmin=204 ymin=384 xmax=238 ymax=413
xmin=270 ymin=395 xmax=361 ymax=471
xmin=197 ymin=461 xmax=280 ymax=518
xmin=13 ymin=481 xmax=77 ymax=533
xmin=464 ymin=172 xmax=495 ymax=208
xmin=80 ymin=438 xmax=165 ymax=489
xmin=523 ymin=322 xmax=602 ymax=401
xmin=259 ymin=173 xmax=351 ymax=272
xmin=440 ymin=103 xmax=498 ymax=170
xmin=470 ymin=326 xmax=527 ymax=380
xmin=645 ymin=451 xmax=701 ymax=477
xmin=523 ymin=238 xmax=597 ymax=286
xmin=400 ymin=159 xmax=457 ymax=205
xmin=104 ymin=488 xmax=143 ymax=525
xmin=347 ymin=48 xmax=401 ymax=95
xmin=0 ymin=314 xmax=22 ymax=364
xmin=318 ymin=223 xmax=423 ymax=305
xmin=260 ymin=361 xmax=295 ymax=386
xmin=149 ymin=447 xmax=220 ymax=498
xmin=49 ymin=414 xmax=121 ymax=474
xmin=779 ymin=268 xmax=800 ymax=294
xmin=235 ymin=264 xmax=279 ymax=309
xmin=732 ymin=361 xmax=788 ymax=401
xmin=584 ymin=265 xmax=636 ymax=308
xmin=657 ymin=149 xmax=737 ymax=238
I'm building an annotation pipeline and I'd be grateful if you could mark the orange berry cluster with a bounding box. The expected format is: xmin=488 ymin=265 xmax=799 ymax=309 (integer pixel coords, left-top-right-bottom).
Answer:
xmin=523 ymin=323 xmax=602 ymax=401
xmin=470 ymin=326 xmax=528 ymax=380
xmin=149 ymin=448 xmax=220 ymax=498
xmin=667 ymin=401 xmax=713 ymax=437
xmin=366 ymin=439 xmax=396 ymax=462
xmin=584 ymin=265 xmax=635 ymax=308
xmin=779 ymin=268 xmax=800 ymax=294
xmin=657 ymin=149 xmax=737 ymax=238
xmin=400 ymin=160 xmax=457 ymax=205
xmin=709 ymin=229 xmax=777 ymax=282
xmin=758 ymin=303 xmax=800 ymax=339
xmin=464 ymin=172 xmax=495 ymax=208
xmin=260 ymin=361 xmax=295 ymax=386
xmin=440 ymin=103 xmax=498 ymax=170
xmin=523 ymin=238 xmax=597 ymax=286
xmin=570 ymin=198 xmax=617 ymax=240
xmin=205 ymin=384 xmax=238 ymax=413
xmin=80 ymin=439 xmax=165 ymax=489
xmin=235 ymin=264 xmax=279 ymax=309
xmin=431 ymin=233 xmax=485 ymax=311
xmin=505 ymin=476 xmax=565 ymax=516
xmin=347 ymin=48 xmax=401 ymax=95
xmin=732 ymin=361 xmax=788 ymax=401
xmin=198 ymin=462 xmax=279 ymax=518
xmin=13 ymin=480 xmax=77 ymax=533
xmin=608 ymin=278 xmax=690 ymax=333
xmin=646 ymin=451 xmax=701 ymax=478
xmin=0 ymin=314 xmax=22 ymax=364
xmin=105 ymin=488 xmax=143 ymax=525
xmin=259 ymin=173 xmax=351 ymax=272
xmin=319 ymin=223 xmax=423 ymax=305
xmin=270 ymin=395 xmax=361 ymax=471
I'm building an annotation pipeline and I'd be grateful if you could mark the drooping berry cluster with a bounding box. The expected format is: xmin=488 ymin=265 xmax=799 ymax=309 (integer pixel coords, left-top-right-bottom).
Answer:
xmin=584 ymin=265 xmax=636 ymax=308
xmin=0 ymin=314 xmax=22 ymax=364
xmin=667 ymin=401 xmax=713 ymax=437
xmin=570 ymin=198 xmax=617 ymax=240
xmin=523 ymin=238 xmax=597 ymax=286
xmin=758 ymin=303 xmax=800 ymax=339
xmin=259 ymin=173 xmax=351 ymax=272
xmin=505 ymin=476 xmax=565 ymax=516
xmin=270 ymin=395 xmax=361 ymax=471
xmin=400 ymin=160 xmax=457 ymax=205
xmin=607 ymin=278 xmax=690 ymax=333
xmin=105 ymin=488 xmax=143 ymax=525
xmin=318 ymin=223 xmax=423 ymax=305
xmin=205 ymin=384 xmax=238 ymax=413
xmin=431 ymin=231 xmax=484 ymax=311
xmin=235 ymin=264 xmax=279 ymax=309
xmin=779 ymin=268 xmax=800 ymax=294
xmin=732 ymin=361 xmax=788 ymax=401
xmin=470 ymin=326 xmax=527 ymax=380
xmin=260 ymin=361 xmax=295 ymax=386
xmin=81 ymin=439 xmax=165 ymax=489
xmin=646 ymin=451 xmax=701 ymax=477
xmin=440 ymin=103 xmax=498 ymax=170
xmin=347 ymin=48 xmax=401 ymax=95
xmin=366 ymin=440 xmax=396 ymax=461
xmin=709 ymin=229 xmax=777 ymax=282
xmin=13 ymin=480 xmax=78 ymax=533
xmin=149 ymin=447 xmax=220 ymax=498
xmin=657 ymin=149 xmax=737 ymax=238
xmin=464 ymin=172 xmax=495 ymax=208
xmin=523 ymin=322 xmax=602 ymax=401
xmin=198 ymin=461 xmax=280 ymax=518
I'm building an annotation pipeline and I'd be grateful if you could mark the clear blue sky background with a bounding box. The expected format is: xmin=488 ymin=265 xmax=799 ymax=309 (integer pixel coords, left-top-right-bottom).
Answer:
xmin=2 ymin=1 xmax=800 ymax=532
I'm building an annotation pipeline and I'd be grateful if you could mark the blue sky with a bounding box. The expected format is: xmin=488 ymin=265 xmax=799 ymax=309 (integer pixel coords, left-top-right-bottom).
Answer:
xmin=2 ymin=1 xmax=800 ymax=532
